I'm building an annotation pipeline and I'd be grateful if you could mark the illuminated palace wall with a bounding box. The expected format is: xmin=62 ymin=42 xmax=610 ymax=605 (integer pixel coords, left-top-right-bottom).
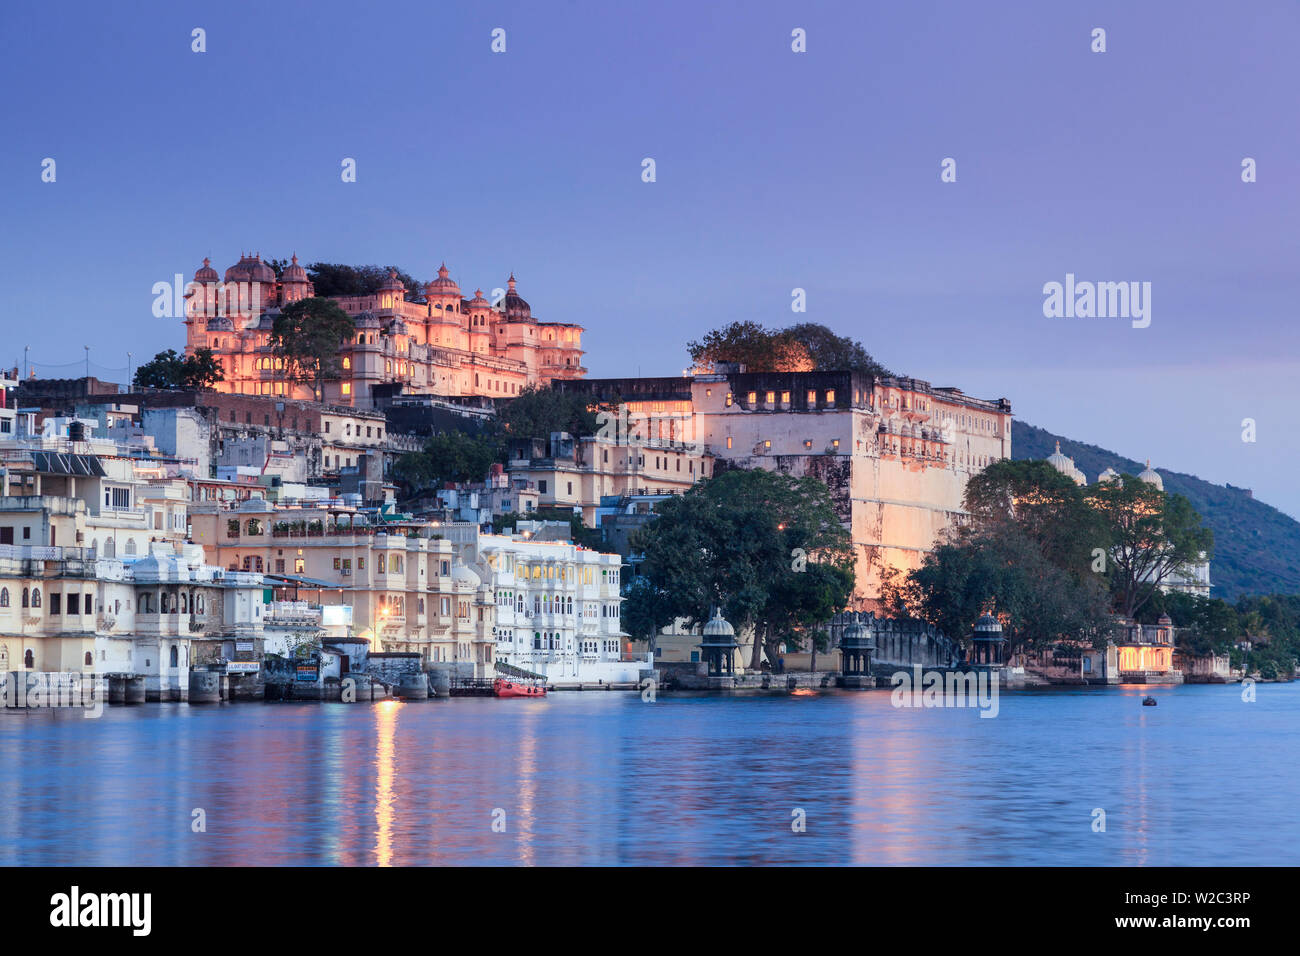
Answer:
xmin=183 ymin=254 xmax=585 ymax=409
xmin=558 ymin=369 xmax=1012 ymax=609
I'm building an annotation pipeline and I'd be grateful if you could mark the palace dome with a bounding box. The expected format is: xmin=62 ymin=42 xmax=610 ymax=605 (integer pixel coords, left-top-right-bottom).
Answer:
xmin=503 ymin=273 xmax=531 ymax=320
xmin=224 ymin=253 xmax=276 ymax=285
xmin=1046 ymin=441 xmax=1085 ymax=486
xmin=468 ymin=288 xmax=491 ymax=310
xmin=1097 ymin=467 xmax=1120 ymax=483
xmin=194 ymin=257 xmax=219 ymax=283
xmin=1138 ymin=460 xmax=1164 ymax=491
xmin=974 ymin=612 xmax=1002 ymax=633
xmin=379 ymin=268 xmax=405 ymax=292
xmin=424 ymin=263 xmax=461 ymax=297
xmin=282 ymin=253 xmax=309 ymax=283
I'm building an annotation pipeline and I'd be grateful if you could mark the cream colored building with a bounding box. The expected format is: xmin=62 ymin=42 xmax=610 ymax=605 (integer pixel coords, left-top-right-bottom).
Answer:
xmin=559 ymin=369 xmax=1013 ymax=608
xmin=189 ymin=501 xmax=494 ymax=674
xmin=443 ymin=523 xmax=646 ymax=687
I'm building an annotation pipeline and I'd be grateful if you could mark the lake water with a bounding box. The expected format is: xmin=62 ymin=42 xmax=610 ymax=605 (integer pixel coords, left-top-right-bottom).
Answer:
xmin=2 ymin=682 xmax=1296 ymax=866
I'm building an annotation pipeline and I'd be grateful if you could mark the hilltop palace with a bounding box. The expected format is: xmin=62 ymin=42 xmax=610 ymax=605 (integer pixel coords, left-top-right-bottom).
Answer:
xmin=183 ymin=253 xmax=585 ymax=407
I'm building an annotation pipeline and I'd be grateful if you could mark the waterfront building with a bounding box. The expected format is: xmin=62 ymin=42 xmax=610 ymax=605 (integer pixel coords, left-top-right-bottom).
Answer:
xmin=187 ymin=500 xmax=494 ymax=675
xmin=1114 ymin=614 xmax=1181 ymax=682
xmin=0 ymin=421 xmax=265 ymax=697
xmin=969 ymin=612 xmax=1007 ymax=667
xmin=182 ymin=254 xmax=586 ymax=409
xmin=441 ymin=522 xmax=647 ymax=687
xmin=557 ymin=368 xmax=1013 ymax=608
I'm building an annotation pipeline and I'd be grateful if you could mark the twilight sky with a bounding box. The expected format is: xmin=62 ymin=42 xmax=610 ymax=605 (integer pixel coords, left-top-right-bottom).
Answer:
xmin=3 ymin=1 xmax=1298 ymax=515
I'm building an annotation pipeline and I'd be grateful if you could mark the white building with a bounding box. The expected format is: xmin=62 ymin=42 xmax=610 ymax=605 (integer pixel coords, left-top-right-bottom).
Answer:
xmin=445 ymin=524 xmax=650 ymax=687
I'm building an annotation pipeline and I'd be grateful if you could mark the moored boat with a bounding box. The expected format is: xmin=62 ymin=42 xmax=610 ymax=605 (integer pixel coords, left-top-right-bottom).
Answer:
xmin=494 ymin=677 xmax=546 ymax=698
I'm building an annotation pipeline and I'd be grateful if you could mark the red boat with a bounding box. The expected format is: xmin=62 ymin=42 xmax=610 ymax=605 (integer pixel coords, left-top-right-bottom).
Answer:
xmin=493 ymin=677 xmax=546 ymax=698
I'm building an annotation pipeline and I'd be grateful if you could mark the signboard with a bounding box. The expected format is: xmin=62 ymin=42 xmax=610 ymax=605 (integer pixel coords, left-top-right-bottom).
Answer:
xmin=295 ymin=663 xmax=319 ymax=683
xmin=227 ymin=661 xmax=260 ymax=674
xmin=235 ymin=642 xmax=254 ymax=652
xmin=321 ymin=605 xmax=353 ymax=627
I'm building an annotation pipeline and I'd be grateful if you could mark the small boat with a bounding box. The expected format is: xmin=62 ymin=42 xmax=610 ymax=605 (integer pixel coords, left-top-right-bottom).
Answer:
xmin=1142 ymin=696 xmax=1158 ymax=706
xmin=494 ymin=677 xmax=546 ymax=699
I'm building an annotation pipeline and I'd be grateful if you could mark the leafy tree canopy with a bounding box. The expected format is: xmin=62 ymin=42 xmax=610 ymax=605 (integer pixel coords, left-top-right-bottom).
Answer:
xmin=270 ymin=297 xmax=356 ymax=401
xmin=687 ymin=321 xmax=892 ymax=377
xmin=499 ymin=385 xmax=601 ymax=441
xmin=306 ymin=263 xmax=425 ymax=302
xmin=632 ymin=468 xmax=855 ymax=667
xmin=393 ymin=431 xmax=500 ymax=493
xmin=133 ymin=348 xmax=224 ymax=390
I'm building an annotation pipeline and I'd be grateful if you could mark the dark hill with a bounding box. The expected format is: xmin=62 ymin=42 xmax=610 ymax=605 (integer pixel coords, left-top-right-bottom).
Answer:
xmin=1012 ymin=421 xmax=1300 ymax=601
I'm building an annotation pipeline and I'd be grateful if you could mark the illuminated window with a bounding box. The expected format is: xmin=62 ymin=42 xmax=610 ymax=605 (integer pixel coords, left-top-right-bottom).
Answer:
xmin=765 ymin=391 xmax=775 ymax=404
xmin=763 ymin=439 xmax=771 ymax=449
xmin=781 ymin=391 xmax=790 ymax=403
xmin=341 ymin=383 xmax=352 ymax=395
xmin=726 ymin=436 xmax=733 ymax=449
xmin=343 ymin=357 xmax=351 ymax=370
xmin=807 ymin=389 xmax=816 ymax=403
xmin=747 ymin=392 xmax=756 ymax=404
xmin=826 ymin=390 xmax=835 ymax=403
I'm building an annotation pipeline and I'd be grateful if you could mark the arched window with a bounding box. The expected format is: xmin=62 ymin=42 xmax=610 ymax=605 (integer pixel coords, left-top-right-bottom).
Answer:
xmin=0 ymin=588 xmax=7 ymax=607
xmin=21 ymin=588 xmax=29 ymax=608
xmin=124 ymin=539 xmax=137 ymax=556
xmin=169 ymin=646 xmax=178 ymax=667
xmin=31 ymin=589 xmax=40 ymax=608
xmin=104 ymin=538 xmax=116 ymax=558
xmin=24 ymin=649 xmax=34 ymax=669
xmin=84 ymin=651 xmax=93 ymax=666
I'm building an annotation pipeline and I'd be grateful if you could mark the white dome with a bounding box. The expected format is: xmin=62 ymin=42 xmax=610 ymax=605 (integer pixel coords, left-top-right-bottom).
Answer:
xmin=450 ymin=563 xmax=481 ymax=588
xmin=1097 ymin=467 xmax=1120 ymax=484
xmin=1046 ymin=441 xmax=1084 ymax=485
xmin=1138 ymin=460 xmax=1164 ymax=491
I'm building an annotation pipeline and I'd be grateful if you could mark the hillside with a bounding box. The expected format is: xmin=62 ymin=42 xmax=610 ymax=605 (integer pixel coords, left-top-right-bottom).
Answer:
xmin=1012 ymin=421 xmax=1300 ymax=601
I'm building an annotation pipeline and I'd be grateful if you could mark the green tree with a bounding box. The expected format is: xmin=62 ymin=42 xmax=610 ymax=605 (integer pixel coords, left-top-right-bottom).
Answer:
xmin=1086 ymin=476 xmax=1215 ymax=618
xmin=633 ymin=468 xmax=855 ymax=669
xmin=182 ymin=347 xmax=224 ymax=388
xmin=499 ymin=385 xmax=600 ymax=440
xmin=963 ymin=459 xmax=1107 ymax=579
xmin=132 ymin=348 xmax=225 ymax=389
xmin=270 ymin=297 xmax=356 ymax=402
xmin=686 ymin=321 xmax=813 ymax=372
xmin=621 ymin=574 xmax=679 ymax=655
xmin=785 ymin=322 xmax=892 ymax=377
xmin=306 ymin=263 xmax=424 ymax=301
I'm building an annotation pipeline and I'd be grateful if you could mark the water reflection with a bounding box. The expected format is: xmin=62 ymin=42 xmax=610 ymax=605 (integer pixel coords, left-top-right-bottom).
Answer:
xmin=0 ymin=684 xmax=1296 ymax=866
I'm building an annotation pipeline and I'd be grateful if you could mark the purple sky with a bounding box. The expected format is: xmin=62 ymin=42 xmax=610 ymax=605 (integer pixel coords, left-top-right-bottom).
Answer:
xmin=4 ymin=1 xmax=1298 ymax=515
